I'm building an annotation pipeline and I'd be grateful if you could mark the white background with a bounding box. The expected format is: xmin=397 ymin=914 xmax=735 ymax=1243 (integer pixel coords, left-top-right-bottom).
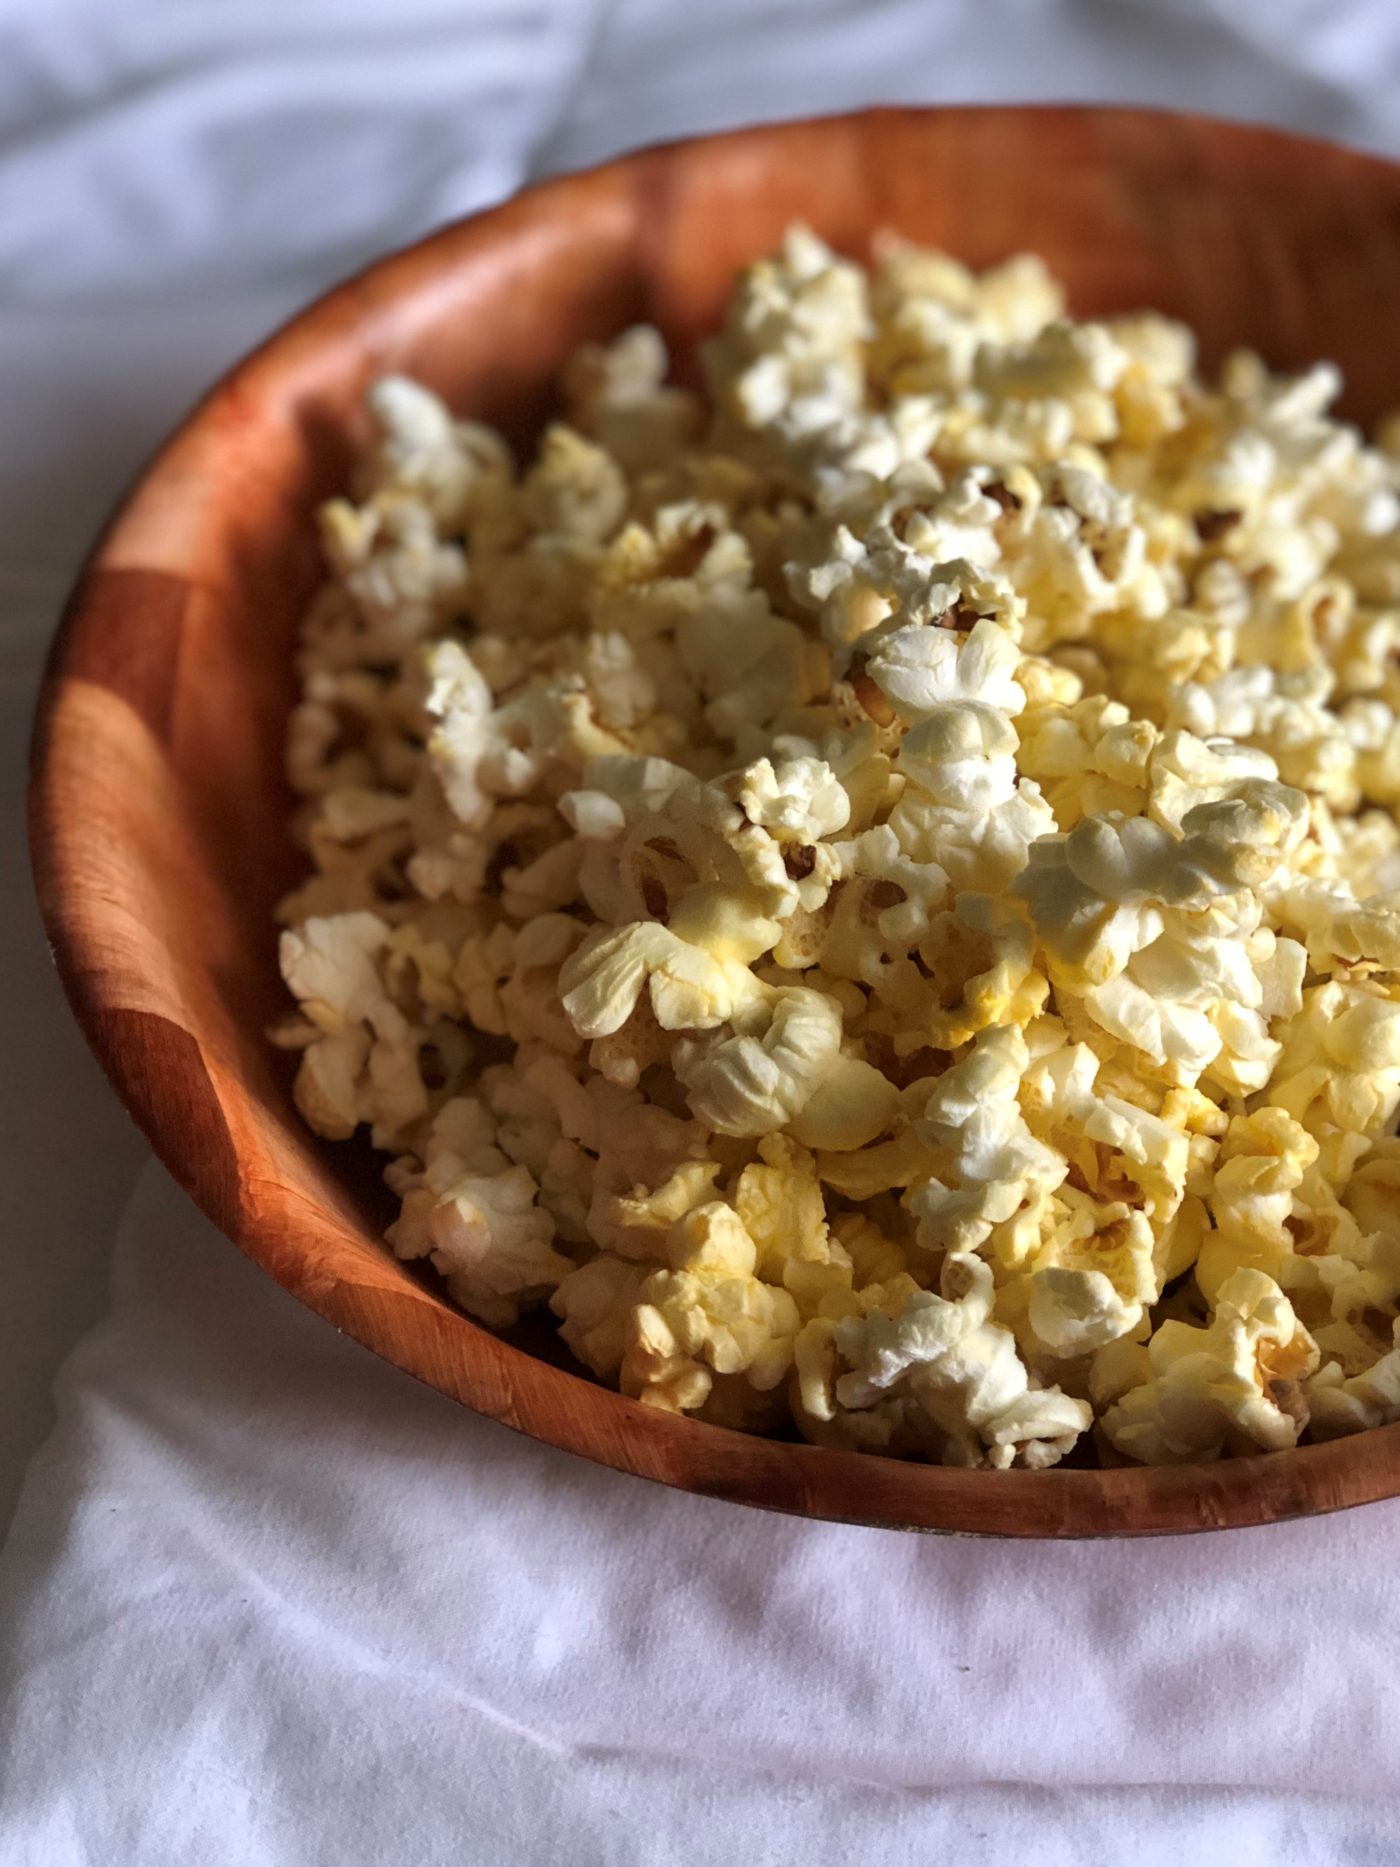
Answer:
xmin=4 ymin=4 xmax=1400 ymax=1861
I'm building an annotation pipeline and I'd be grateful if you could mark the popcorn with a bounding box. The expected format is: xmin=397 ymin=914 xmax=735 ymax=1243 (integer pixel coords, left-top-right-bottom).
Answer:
xmin=1102 ymin=1269 xmax=1320 ymax=1462
xmin=1024 ymin=1208 xmax=1158 ymax=1358
xmin=563 ymin=324 xmax=701 ymax=472
xmin=277 ymin=232 xmax=1400 ymax=1468
xmin=361 ymin=375 xmax=511 ymax=529
xmin=902 ymin=893 xmax=1049 ymax=1051
xmin=705 ymin=225 xmax=870 ymax=451
xmin=550 ymin=1255 xmax=648 ymax=1378
xmin=386 ymin=1098 xmax=573 ymax=1326
xmin=280 ymin=912 xmax=391 ymax=1032
xmin=1014 ymin=694 xmax=1156 ymax=829
xmin=1194 ymin=1108 xmax=1321 ymax=1304
xmin=732 ymin=1134 xmax=841 ymax=1288
xmin=868 ymin=244 xmax=1062 ymax=399
xmin=278 ymin=911 xmax=472 ymax=1146
xmin=1003 ymin=461 xmax=1168 ymax=649
xmin=973 ymin=321 xmax=1129 ymax=446
xmin=621 ymin=1266 xmax=801 ymax=1413
xmin=1309 ymin=1322 xmax=1400 ymax=1437
xmin=1169 ymin=666 xmax=1358 ymax=809
xmin=736 ymin=754 xmax=850 ymax=843
xmin=564 ymin=927 xmax=753 ymax=1057
xmin=671 ymin=985 xmax=844 ymax=1136
xmin=1268 ymin=980 xmax=1400 ymax=1140
xmin=866 ymin=612 xmax=1026 ymax=720
xmin=803 ymin=1253 xmax=1091 ymax=1467
xmin=313 ymin=493 xmax=468 ymax=669
xmin=786 ymin=1053 xmax=903 ymax=1151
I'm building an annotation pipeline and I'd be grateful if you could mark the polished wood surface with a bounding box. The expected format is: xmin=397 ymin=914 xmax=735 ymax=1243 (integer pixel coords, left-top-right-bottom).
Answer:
xmin=30 ymin=107 xmax=1400 ymax=1535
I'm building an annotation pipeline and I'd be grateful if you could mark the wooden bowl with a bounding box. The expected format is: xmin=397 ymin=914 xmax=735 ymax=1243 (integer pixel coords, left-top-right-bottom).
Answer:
xmin=30 ymin=106 xmax=1400 ymax=1536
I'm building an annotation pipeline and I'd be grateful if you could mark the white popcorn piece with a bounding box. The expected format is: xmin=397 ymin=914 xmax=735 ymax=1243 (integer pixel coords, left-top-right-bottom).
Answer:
xmin=621 ymin=1261 xmax=801 ymax=1414
xmin=1103 ymin=1269 xmax=1320 ymax=1463
xmin=550 ymin=1255 xmax=649 ymax=1378
xmin=563 ymin=324 xmax=701 ymax=472
xmin=560 ymin=919 xmax=765 ymax=1040
xmin=671 ymin=985 xmax=844 ymax=1136
xmin=313 ymin=492 xmax=469 ymax=669
xmin=384 ymin=1096 xmax=574 ymax=1325
xmin=389 ymin=1162 xmax=572 ymax=1328
xmin=809 ymin=1253 xmax=1091 ymax=1467
xmin=1308 ymin=1321 xmax=1400 ymax=1438
xmin=361 ymin=374 xmax=512 ymax=528
xmin=279 ymin=911 xmax=391 ymax=1032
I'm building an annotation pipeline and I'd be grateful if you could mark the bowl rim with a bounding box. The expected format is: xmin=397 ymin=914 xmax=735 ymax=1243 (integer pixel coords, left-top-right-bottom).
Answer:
xmin=29 ymin=100 xmax=1400 ymax=1537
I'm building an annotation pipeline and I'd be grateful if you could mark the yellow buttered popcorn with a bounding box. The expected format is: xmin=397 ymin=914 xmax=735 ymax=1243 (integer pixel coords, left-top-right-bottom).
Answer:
xmin=276 ymin=228 xmax=1400 ymax=1467
xmin=1102 ymin=1269 xmax=1320 ymax=1462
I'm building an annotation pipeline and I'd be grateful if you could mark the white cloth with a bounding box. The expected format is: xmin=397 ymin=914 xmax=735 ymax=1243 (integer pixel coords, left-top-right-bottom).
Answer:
xmin=7 ymin=1165 xmax=1400 ymax=1866
xmin=6 ymin=4 xmax=1400 ymax=1861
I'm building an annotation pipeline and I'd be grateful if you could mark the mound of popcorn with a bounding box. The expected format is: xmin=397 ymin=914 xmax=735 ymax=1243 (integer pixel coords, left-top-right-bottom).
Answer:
xmin=273 ymin=226 xmax=1400 ymax=1469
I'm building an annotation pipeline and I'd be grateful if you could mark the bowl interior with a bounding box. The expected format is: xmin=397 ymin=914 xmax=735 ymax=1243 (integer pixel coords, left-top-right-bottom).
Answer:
xmin=32 ymin=106 xmax=1400 ymax=1534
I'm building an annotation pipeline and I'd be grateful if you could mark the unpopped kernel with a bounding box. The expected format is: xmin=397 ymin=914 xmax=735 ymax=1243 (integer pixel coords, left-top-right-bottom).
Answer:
xmin=274 ymin=228 xmax=1400 ymax=1467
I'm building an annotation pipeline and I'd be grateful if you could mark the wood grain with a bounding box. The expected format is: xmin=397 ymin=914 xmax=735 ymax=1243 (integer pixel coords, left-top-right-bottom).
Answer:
xmin=29 ymin=106 xmax=1400 ymax=1535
